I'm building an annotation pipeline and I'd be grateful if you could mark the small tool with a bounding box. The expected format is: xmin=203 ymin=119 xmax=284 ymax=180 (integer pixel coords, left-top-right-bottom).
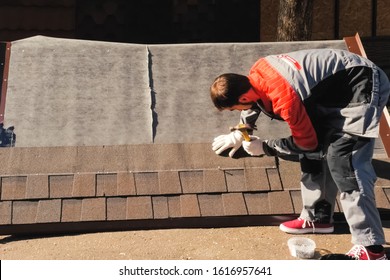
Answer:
xmin=229 ymin=123 xmax=256 ymax=142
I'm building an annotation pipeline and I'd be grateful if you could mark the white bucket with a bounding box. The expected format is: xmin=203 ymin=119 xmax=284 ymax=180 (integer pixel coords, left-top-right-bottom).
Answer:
xmin=287 ymin=237 xmax=316 ymax=259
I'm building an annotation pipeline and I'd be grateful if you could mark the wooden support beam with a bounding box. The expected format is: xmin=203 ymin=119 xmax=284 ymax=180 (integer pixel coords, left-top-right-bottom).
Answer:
xmin=0 ymin=42 xmax=11 ymax=124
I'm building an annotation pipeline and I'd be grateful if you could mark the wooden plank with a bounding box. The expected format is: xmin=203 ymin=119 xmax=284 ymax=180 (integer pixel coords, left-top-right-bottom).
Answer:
xmin=0 ymin=42 xmax=11 ymax=124
xmin=344 ymin=33 xmax=367 ymax=57
xmin=379 ymin=109 xmax=390 ymax=157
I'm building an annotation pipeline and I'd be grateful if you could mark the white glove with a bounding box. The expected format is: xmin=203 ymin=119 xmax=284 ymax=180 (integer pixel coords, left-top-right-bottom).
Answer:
xmin=242 ymin=135 xmax=264 ymax=156
xmin=212 ymin=130 xmax=244 ymax=157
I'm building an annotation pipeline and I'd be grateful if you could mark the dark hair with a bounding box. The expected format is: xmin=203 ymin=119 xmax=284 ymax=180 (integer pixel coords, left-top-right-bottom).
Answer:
xmin=210 ymin=73 xmax=251 ymax=110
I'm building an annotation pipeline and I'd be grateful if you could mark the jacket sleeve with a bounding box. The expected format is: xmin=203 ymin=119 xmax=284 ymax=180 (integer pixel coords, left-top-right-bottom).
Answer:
xmin=265 ymin=77 xmax=318 ymax=155
xmin=264 ymin=92 xmax=318 ymax=156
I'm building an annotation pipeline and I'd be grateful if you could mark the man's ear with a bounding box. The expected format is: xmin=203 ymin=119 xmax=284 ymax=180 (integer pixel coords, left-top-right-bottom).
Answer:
xmin=238 ymin=88 xmax=257 ymax=104
xmin=238 ymin=95 xmax=251 ymax=104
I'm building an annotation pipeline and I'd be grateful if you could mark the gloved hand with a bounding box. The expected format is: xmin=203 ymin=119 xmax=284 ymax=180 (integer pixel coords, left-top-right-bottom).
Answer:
xmin=242 ymin=135 xmax=264 ymax=156
xmin=212 ymin=130 xmax=244 ymax=157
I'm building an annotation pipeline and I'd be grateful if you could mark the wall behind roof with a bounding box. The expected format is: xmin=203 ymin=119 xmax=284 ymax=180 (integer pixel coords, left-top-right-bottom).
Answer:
xmin=75 ymin=0 xmax=261 ymax=44
xmin=260 ymin=0 xmax=390 ymax=41
xmin=0 ymin=1 xmax=389 ymax=80
xmin=0 ymin=0 xmax=390 ymax=44
xmin=0 ymin=0 xmax=76 ymax=41
xmin=0 ymin=0 xmax=261 ymax=44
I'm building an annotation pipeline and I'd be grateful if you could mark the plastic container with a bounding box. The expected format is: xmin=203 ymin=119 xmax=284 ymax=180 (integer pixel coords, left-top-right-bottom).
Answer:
xmin=287 ymin=237 xmax=316 ymax=259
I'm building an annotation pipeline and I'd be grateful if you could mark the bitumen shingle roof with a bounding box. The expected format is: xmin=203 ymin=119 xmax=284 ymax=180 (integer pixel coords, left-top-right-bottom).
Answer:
xmin=0 ymin=36 xmax=388 ymax=235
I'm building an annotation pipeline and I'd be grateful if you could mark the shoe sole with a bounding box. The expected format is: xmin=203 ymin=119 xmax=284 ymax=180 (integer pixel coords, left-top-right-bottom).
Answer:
xmin=279 ymin=224 xmax=334 ymax=234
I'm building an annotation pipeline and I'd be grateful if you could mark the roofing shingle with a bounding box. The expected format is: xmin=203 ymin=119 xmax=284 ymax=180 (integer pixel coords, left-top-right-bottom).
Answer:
xmin=0 ymin=144 xmax=388 ymax=234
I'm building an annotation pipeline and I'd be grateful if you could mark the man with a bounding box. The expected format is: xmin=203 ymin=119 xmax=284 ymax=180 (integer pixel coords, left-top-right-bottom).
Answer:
xmin=210 ymin=49 xmax=389 ymax=260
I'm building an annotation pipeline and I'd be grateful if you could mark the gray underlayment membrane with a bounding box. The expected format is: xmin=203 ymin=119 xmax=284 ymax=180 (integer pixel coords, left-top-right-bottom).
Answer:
xmin=4 ymin=36 xmax=349 ymax=148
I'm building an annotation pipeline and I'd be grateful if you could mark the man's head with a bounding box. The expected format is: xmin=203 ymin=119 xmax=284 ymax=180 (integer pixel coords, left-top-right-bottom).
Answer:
xmin=210 ymin=73 xmax=254 ymax=111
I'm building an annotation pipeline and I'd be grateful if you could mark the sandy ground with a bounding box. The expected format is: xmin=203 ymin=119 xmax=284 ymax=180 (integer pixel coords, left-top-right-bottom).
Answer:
xmin=1 ymin=221 xmax=389 ymax=260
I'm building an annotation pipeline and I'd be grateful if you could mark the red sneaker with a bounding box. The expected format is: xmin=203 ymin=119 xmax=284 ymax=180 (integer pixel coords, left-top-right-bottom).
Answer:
xmin=279 ymin=218 xmax=334 ymax=234
xmin=346 ymin=245 xmax=388 ymax=260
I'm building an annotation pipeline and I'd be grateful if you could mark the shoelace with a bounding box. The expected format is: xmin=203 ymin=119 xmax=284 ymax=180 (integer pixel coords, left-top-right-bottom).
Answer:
xmin=348 ymin=246 xmax=363 ymax=259
xmin=301 ymin=219 xmax=316 ymax=233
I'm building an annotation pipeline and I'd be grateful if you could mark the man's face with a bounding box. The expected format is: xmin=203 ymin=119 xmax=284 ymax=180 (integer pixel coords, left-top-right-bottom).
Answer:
xmin=225 ymin=103 xmax=253 ymax=111
xmin=225 ymin=88 xmax=257 ymax=111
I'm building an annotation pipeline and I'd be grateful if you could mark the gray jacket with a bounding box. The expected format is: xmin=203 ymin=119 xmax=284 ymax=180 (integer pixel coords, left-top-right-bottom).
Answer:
xmin=241 ymin=49 xmax=390 ymax=155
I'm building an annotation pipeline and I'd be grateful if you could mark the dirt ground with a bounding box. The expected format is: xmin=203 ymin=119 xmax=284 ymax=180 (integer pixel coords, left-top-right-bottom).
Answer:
xmin=1 ymin=221 xmax=389 ymax=260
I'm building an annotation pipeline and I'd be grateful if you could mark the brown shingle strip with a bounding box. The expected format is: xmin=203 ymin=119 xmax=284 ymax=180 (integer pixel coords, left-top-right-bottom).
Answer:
xmin=167 ymin=196 xmax=181 ymax=218
xmin=375 ymin=187 xmax=390 ymax=209
xmin=179 ymin=194 xmax=201 ymax=217
xmin=278 ymin=160 xmax=302 ymax=189
xmin=1 ymin=176 xmax=27 ymax=200
xmin=58 ymin=197 xmax=108 ymax=222
xmin=268 ymin=191 xmax=294 ymax=214
xmin=49 ymin=175 xmax=73 ymax=198
xmin=152 ymin=196 xmax=169 ymax=219
xmin=26 ymin=175 xmax=49 ymax=199
xmin=117 ymin=172 xmax=136 ymax=196
xmin=167 ymin=195 xmax=202 ymax=218
xmin=72 ymin=173 xmax=96 ymax=197
xmin=0 ymin=147 xmax=77 ymax=175
xmin=75 ymin=146 xmax=106 ymax=173
xmin=0 ymin=191 xmax=388 ymax=235
xmin=0 ymin=216 xmax=304 ymax=236
xmin=289 ymin=190 xmax=302 ymax=214
xmin=244 ymin=155 xmax=278 ymax=169
xmin=101 ymin=146 xmax=132 ymax=173
xmin=0 ymin=144 xmax=277 ymax=175
xmin=266 ymin=168 xmax=283 ymax=191
xmin=244 ymin=193 xmax=271 ymax=215
xmin=158 ymin=171 xmax=182 ymax=195
xmin=0 ymin=201 xmax=12 ymax=225
xmin=180 ymin=170 xmax=203 ymax=193
xmin=222 ymin=193 xmax=248 ymax=216
xmin=81 ymin=197 xmax=106 ymax=221
xmin=106 ymin=197 xmax=127 ymax=221
xmin=198 ymin=194 xmax=224 ymax=217
xmin=224 ymin=169 xmax=245 ymax=192
xmin=244 ymin=168 xmax=270 ymax=191
xmin=36 ymin=199 xmax=61 ymax=223
xmin=167 ymin=195 xmax=203 ymax=218
xmin=96 ymin=173 xmax=117 ymax=196
xmin=134 ymin=172 xmax=159 ymax=195
xmin=203 ymin=169 xmax=227 ymax=193
xmin=61 ymin=199 xmax=82 ymax=222
xmin=126 ymin=196 xmax=153 ymax=220
xmin=0 ymin=145 xmax=389 ymax=236
xmin=12 ymin=201 xmax=38 ymax=224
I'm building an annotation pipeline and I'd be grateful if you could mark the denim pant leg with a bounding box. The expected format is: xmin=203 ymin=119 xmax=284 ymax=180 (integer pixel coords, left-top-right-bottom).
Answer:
xmin=327 ymin=134 xmax=386 ymax=246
